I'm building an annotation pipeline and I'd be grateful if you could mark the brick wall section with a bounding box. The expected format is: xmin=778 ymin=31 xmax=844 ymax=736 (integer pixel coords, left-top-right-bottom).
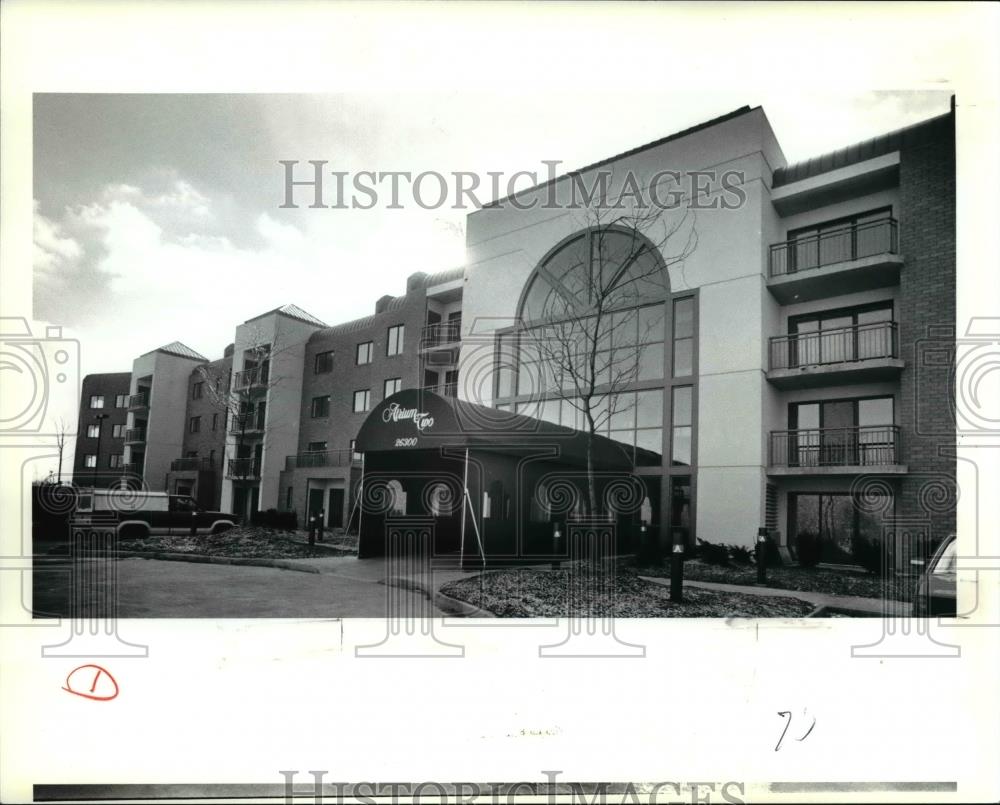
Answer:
xmin=72 ymin=372 xmax=131 ymax=487
xmin=895 ymin=110 xmax=956 ymax=558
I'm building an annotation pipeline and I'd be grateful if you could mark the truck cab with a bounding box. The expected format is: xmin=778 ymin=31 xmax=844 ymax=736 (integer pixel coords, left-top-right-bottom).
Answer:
xmin=74 ymin=489 xmax=240 ymax=539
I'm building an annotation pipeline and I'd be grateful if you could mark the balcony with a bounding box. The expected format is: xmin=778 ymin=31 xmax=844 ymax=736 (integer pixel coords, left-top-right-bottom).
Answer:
xmin=124 ymin=427 xmax=146 ymax=444
xmin=418 ymin=381 xmax=458 ymax=398
xmin=767 ymin=218 xmax=901 ymax=303
xmin=419 ymin=321 xmax=462 ymax=352
xmin=232 ymin=364 xmax=270 ymax=393
xmin=128 ymin=392 xmax=149 ymax=409
xmin=769 ymin=425 xmax=906 ymax=475
xmin=121 ymin=462 xmax=141 ymax=476
xmin=285 ymin=449 xmax=362 ymax=471
xmin=229 ymin=413 xmax=265 ymax=435
xmin=170 ymin=456 xmax=216 ymax=472
xmin=767 ymin=321 xmax=903 ymax=388
xmin=226 ymin=457 xmax=260 ymax=479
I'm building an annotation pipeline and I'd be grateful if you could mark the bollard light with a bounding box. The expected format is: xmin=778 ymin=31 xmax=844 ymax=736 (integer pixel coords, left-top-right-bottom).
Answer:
xmin=670 ymin=531 xmax=685 ymax=603
xmin=755 ymin=527 xmax=769 ymax=584
xmin=551 ymin=522 xmax=563 ymax=570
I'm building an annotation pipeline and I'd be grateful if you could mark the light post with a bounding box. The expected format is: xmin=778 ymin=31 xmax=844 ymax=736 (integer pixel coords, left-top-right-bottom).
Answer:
xmin=92 ymin=413 xmax=109 ymax=488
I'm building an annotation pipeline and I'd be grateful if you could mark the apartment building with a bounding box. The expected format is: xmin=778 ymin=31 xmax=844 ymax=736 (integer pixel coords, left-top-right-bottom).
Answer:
xmin=75 ymin=102 xmax=955 ymax=569
xmin=71 ymin=372 xmax=131 ymax=487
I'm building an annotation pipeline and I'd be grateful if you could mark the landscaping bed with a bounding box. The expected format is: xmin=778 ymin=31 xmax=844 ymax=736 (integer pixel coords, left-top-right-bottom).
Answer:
xmin=439 ymin=565 xmax=815 ymax=618
xmin=632 ymin=559 xmax=914 ymax=603
xmin=120 ymin=526 xmax=358 ymax=559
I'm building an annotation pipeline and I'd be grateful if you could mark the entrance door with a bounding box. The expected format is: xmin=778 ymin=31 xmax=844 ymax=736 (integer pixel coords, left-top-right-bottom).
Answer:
xmin=328 ymin=488 xmax=345 ymax=529
xmin=308 ymin=489 xmax=324 ymax=525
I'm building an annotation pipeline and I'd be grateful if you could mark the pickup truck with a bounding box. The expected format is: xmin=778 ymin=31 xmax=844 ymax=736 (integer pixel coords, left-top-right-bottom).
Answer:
xmin=73 ymin=489 xmax=240 ymax=539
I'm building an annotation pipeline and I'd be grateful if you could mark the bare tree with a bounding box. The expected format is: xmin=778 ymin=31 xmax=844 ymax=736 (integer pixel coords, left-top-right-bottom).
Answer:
xmin=52 ymin=416 xmax=70 ymax=483
xmin=528 ymin=197 xmax=698 ymax=516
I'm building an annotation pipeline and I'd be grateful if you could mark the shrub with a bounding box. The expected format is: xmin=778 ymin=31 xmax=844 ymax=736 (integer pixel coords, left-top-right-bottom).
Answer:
xmin=795 ymin=530 xmax=822 ymax=567
xmin=697 ymin=539 xmax=731 ymax=566
xmin=851 ymin=535 xmax=887 ymax=575
xmin=728 ymin=544 xmax=754 ymax=565
xmin=251 ymin=508 xmax=298 ymax=530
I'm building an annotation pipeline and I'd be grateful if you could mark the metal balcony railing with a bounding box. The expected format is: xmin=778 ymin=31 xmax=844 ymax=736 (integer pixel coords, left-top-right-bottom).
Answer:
xmin=124 ymin=427 xmax=146 ymax=443
xmin=128 ymin=392 xmax=149 ymax=409
xmin=170 ymin=456 xmax=216 ymax=471
xmin=419 ymin=381 xmax=458 ymax=398
xmin=226 ymin=457 xmax=260 ymax=479
xmin=420 ymin=321 xmax=462 ymax=348
xmin=284 ymin=449 xmax=362 ymax=471
xmin=770 ymin=425 xmax=901 ymax=468
xmin=232 ymin=364 xmax=270 ymax=391
xmin=121 ymin=462 xmax=141 ymax=476
xmin=229 ymin=413 xmax=265 ymax=434
xmin=769 ymin=321 xmax=899 ymax=370
xmin=769 ymin=218 xmax=899 ymax=278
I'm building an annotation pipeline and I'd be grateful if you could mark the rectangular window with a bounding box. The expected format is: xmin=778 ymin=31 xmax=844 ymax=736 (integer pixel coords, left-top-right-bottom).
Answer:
xmin=211 ymin=413 xmax=218 ymax=431
xmin=89 ymin=395 xmax=104 ymax=409
xmin=112 ymin=424 xmax=125 ymax=438
xmin=86 ymin=424 xmax=100 ymax=438
xmin=670 ymin=476 xmax=693 ymax=548
xmin=353 ymin=389 xmax=371 ymax=413
xmin=671 ymin=386 xmax=693 ymax=466
xmin=311 ymin=396 xmax=330 ymax=418
xmin=315 ymin=350 xmax=334 ymax=374
xmin=109 ymin=454 xmax=123 ymax=469
xmin=672 ymin=297 xmax=694 ymax=377
xmin=788 ymin=396 xmax=896 ymax=467
xmin=384 ymin=377 xmax=402 ymax=398
xmin=356 ymin=341 xmax=373 ymax=365
xmin=286 ymin=486 xmax=294 ymax=509
xmin=192 ymin=382 xmax=204 ymax=399
xmin=189 ymin=416 xmax=201 ymax=433
xmin=350 ymin=439 xmax=362 ymax=460
xmin=307 ymin=441 xmax=327 ymax=452
xmin=386 ymin=325 xmax=405 ymax=356
xmin=115 ymin=394 xmax=128 ymax=408
xmin=84 ymin=454 xmax=97 ymax=468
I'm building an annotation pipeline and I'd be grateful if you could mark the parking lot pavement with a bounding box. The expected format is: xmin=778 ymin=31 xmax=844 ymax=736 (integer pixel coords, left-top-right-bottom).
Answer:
xmin=33 ymin=557 xmax=447 ymax=618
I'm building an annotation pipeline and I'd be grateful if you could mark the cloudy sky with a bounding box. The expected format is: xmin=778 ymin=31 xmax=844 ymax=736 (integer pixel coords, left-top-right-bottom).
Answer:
xmin=33 ymin=90 xmax=952 ymax=381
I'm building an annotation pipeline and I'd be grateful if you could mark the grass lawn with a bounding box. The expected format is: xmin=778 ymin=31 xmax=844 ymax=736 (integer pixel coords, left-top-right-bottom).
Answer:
xmin=440 ymin=565 xmax=815 ymax=617
xmin=119 ymin=526 xmax=358 ymax=559
xmin=632 ymin=558 xmax=915 ymax=603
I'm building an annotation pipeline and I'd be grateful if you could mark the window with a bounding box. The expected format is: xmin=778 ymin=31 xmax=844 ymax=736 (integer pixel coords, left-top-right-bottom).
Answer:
xmin=115 ymin=394 xmax=128 ymax=408
xmin=386 ymin=325 xmax=405 ymax=356
xmin=311 ymin=396 xmax=330 ymax=418
xmin=212 ymin=413 xmax=219 ymax=431
xmin=384 ymin=377 xmax=402 ymax=398
xmin=671 ymin=386 xmax=693 ymax=466
xmin=356 ymin=342 xmax=373 ymax=365
xmin=307 ymin=441 xmax=328 ymax=453
xmin=109 ymin=455 xmax=123 ymax=469
xmin=672 ymin=297 xmax=694 ymax=377
xmin=209 ymin=449 xmax=216 ymax=467
xmin=350 ymin=439 xmax=362 ymax=461
xmin=670 ymin=476 xmax=693 ymax=548
xmin=785 ymin=302 xmax=894 ymax=368
xmin=315 ymin=350 xmax=334 ymax=374
xmin=84 ymin=454 xmax=97 ymax=468
xmin=789 ymin=491 xmax=893 ymax=564
xmin=89 ymin=395 xmax=104 ymax=409
xmin=86 ymin=424 xmax=100 ymax=438
xmin=787 ymin=396 xmax=896 ymax=467
xmin=286 ymin=486 xmax=294 ymax=510
xmin=112 ymin=424 xmax=125 ymax=438
xmin=787 ymin=207 xmax=894 ymax=272
xmin=189 ymin=416 xmax=201 ymax=433
xmin=192 ymin=382 xmax=204 ymax=399
xmin=353 ymin=389 xmax=371 ymax=413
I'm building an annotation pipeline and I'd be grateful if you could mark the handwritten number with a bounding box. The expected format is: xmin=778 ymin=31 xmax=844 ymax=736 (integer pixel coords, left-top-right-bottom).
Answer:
xmin=775 ymin=711 xmax=791 ymax=751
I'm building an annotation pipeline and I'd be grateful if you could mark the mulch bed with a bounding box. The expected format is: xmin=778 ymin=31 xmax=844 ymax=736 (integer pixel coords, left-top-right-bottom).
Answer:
xmin=121 ymin=526 xmax=358 ymax=559
xmin=633 ymin=559 xmax=915 ymax=603
xmin=440 ymin=565 xmax=815 ymax=618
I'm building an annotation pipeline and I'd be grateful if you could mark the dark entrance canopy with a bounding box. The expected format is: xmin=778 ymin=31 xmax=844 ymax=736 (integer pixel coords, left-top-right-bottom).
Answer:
xmin=353 ymin=390 xmax=659 ymax=564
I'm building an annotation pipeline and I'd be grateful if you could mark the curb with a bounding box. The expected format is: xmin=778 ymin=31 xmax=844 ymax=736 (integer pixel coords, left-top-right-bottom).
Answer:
xmin=115 ymin=550 xmax=323 ymax=573
xmin=382 ymin=576 xmax=496 ymax=618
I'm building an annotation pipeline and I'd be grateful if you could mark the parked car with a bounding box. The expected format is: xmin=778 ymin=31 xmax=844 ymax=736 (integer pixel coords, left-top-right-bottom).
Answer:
xmin=73 ymin=489 xmax=240 ymax=539
xmin=912 ymin=533 xmax=957 ymax=616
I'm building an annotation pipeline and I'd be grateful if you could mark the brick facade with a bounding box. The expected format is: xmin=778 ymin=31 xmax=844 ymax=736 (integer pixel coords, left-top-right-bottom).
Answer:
xmin=72 ymin=372 xmax=131 ymax=487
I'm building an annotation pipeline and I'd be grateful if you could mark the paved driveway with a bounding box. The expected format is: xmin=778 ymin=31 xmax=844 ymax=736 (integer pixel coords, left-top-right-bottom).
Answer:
xmin=33 ymin=556 xmax=447 ymax=618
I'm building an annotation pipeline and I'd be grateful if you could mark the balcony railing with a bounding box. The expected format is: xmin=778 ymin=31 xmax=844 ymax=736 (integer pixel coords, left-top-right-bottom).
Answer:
xmin=419 ymin=382 xmax=458 ymax=398
xmin=229 ymin=413 xmax=265 ymax=434
xmin=769 ymin=321 xmax=899 ymax=370
xmin=420 ymin=321 xmax=462 ymax=348
xmin=124 ymin=427 xmax=146 ymax=443
xmin=769 ymin=218 xmax=899 ymax=278
xmin=284 ymin=449 xmax=362 ymax=471
xmin=232 ymin=364 xmax=270 ymax=392
xmin=121 ymin=462 xmax=141 ymax=476
xmin=770 ymin=425 xmax=901 ymax=468
xmin=226 ymin=457 xmax=260 ymax=479
xmin=128 ymin=392 xmax=149 ymax=409
xmin=170 ymin=456 xmax=216 ymax=471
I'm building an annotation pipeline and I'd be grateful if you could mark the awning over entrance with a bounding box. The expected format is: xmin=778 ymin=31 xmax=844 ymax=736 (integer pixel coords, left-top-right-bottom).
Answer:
xmin=355 ymin=389 xmax=636 ymax=469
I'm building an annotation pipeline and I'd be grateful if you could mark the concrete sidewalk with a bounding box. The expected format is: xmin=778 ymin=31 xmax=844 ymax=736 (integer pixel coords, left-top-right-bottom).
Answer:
xmin=640 ymin=575 xmax=910 ymax=616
